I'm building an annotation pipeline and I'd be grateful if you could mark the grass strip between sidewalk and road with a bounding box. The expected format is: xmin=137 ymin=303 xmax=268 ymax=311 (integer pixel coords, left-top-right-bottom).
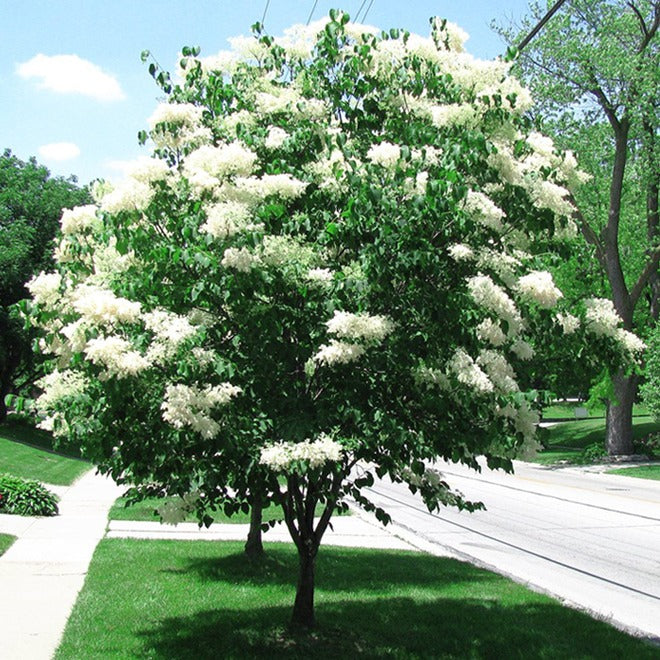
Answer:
xmin=0 ymin=421 xmax=90 ymax=486
xmin=607 ymin=465 xmax=660 ymax=481
xmin=0 ymin=533 xmax=17 ymax=557
xmin=55 ymin=539 xmax=658 ymax=659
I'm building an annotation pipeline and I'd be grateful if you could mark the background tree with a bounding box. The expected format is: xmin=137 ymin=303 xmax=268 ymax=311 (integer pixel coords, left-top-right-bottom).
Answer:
xmin=641 ymin=323 xmax=660 ymax=419
xmin=0 ymin=150 xmax=90 ymax=421
xmin=499 ymin=0 xmax=659 ymax=454
xmin=28 ymin=12 xmax=640 ymax=628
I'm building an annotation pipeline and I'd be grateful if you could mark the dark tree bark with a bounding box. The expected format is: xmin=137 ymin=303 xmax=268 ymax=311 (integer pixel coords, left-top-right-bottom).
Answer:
xmin=244 ymin=497 xmax=264 ymax=558
xmin=291 ymin=544 xmax=317 ymax=629
xmin=606 ymin=371 xmax=639 ymax=455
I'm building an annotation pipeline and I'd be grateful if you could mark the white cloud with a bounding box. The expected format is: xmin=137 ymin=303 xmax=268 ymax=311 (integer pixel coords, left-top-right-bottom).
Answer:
xmin=38 ymin=142 xmax=81 ymax=161
xmin=16 ymin=54 xmax=125 ymax=101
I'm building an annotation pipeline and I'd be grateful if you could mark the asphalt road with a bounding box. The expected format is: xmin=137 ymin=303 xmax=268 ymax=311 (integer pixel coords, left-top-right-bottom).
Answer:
xmin=364 ymin=459 xmax=660 ymax=642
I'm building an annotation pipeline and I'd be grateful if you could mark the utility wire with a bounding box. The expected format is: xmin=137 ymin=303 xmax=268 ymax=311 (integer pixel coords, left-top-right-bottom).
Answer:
xmin=361 ymin=0 xmax=375 ymax=23
xmin=306 ymin=0 xmax=319 ymax=25
xmin=261 ymin=0 xmax=271 ymax=26
xmin=355 ymin=0 xmax=369 ymax=22
xmin=517 ymin=0 xmax=569 ymax=52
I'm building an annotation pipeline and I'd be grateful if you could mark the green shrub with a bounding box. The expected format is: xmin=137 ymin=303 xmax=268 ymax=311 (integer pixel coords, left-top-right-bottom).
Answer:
xmin=577 ymin=441 xmax=608 ymax=464
xmin=0 ymin=473 xmax=59 ymax=516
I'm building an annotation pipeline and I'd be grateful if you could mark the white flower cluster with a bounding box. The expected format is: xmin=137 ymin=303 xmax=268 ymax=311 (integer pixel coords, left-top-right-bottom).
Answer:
xmin=27 ymin=272 xmax=62 ymax=308
xmin=312 ymin=340 xmax=366 ymax=366
xmin=259 ymin=434 xmax=344 ymax=472
xmin=477 ymin=350 xmax=519 ymax=393
xmin=161 ymin=382 xmax=241 ymax=438
xmin=232 ymin=173 xmax=308 ymax=202
xmin=183 ymin=143 xmax=258 ymax=192
xmin=325 ymin=310 xmax=395 ymax=343
xmin=201 ymin=201 xmax=253 ymax=239
xmin=72 ymin=285 xmax=142 ymax=326
xmin=498 ymin=400 xmax=540 ymax=441
xmin=260 ymin=235 xmax=316 ymax=269
xmin=429 ymin=103 xmax=478 ymax=130
xmin=148 ymin=102 xmax=211 ymax=150
xmin=584 ymin=298 xmax=622 ymax=336
xmin=143 ymin=309 xmax=198 ymax=363
xmin=516 ymin=271 xmax=563 ymax=308
xmin=35 ymin=369 xmax=88 ymax=413
xmin=431 ymin=17 xmax=469 ymax=52
xmin=221 ymin=247 xmax=258 ymax=272
xmin=510 ymin=339 xmax=535 ymax=360
xmin=555 ymin=312 xmax=580 ymax=335
xmin=583 ymin=299 xmax=646 ymax=355
xmin=91 ymin=240 xmax=136 ymax=285
xmin=306 ymin=268 xmax=334 ymax=284
xmin=366 ymin=142 xmax=401 ymax=169
xmin=264 ymin=126 xmax=289 ymax=149
xmin=100 ymin=178 xmax=155 ymax=214
xmin=122 ymin=157 xmax=171 ymax=184
xmin=305 ymin=149 xmax=348 ymax=194
xmin=84 ymin=335 xmax=151 ymax=378
xmin=449 ymin=348 xmax=494 ymax=394
xmin=467 ymin=275 xmax=521 ymax=335
xmin=60 ymin=205 xmax=101 ymax=235
xmin=464 ymin=190 xmax=506 ymax=232
xmin=476 ymin=318 xmax=506 ymax=347
xmin=448 ymin=244 xmax=475 ymax=261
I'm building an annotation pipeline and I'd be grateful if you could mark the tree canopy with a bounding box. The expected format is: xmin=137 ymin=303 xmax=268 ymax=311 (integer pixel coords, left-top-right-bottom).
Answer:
xmin=0 ymin=150 xmax=90 ymax=420
xmin=499 ymin=0 xmax=659 ymax=453
xmin=27 ymin=12 xmax=640 ymax=627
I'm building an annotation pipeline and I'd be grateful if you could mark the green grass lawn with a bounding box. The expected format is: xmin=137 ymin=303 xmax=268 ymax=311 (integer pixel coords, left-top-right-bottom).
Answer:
xmin=109 ymin=496 xmax=349 ymax=523
xmin=533 ymin=418 xmax=660 ymax=466
xmin=55 ymin=539 xmax=658 ymax=659
xmin=0 ymin=533 xmax=17 ymax=557
xmin=541 ymin=402 xmax=649 ymax=420
xmin=0 ymin=420 xmax=90 ymax=486
xmin=607 ymin=465 xmax=660 ymax=481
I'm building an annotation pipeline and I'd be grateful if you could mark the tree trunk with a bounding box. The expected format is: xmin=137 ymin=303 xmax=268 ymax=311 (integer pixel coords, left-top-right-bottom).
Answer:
xmin=0 ymin=391 xmax=7 ymax=424
xmin=244 ymin=499 xmax=264 ymax=558
xmin=291 ymin=545 xmax=316 ymax=629
xmin=606 ymin=371 xmax=638 ymax=456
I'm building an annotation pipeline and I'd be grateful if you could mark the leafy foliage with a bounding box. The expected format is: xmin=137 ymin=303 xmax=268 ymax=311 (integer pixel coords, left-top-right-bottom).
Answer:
xmin=27 ymin=11 xmax=639 ymax=625
xmin=0 ymin=150 xmax=90 ymax=421
xmin=641 ymin=324 xmax=660 ymax=420
xmin=0 ymin=473 xmax=59 ymax=516
xmin=497 ymin=0 xmax=659 ymax=454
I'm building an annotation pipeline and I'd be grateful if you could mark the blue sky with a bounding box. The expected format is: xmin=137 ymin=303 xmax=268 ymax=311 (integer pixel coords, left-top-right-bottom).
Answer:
xmin=2 ymin=0 xmax=534 ymax=184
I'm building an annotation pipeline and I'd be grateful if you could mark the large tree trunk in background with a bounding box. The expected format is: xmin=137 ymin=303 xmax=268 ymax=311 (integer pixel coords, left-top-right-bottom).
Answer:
xmin=291 ymin=546 xmax=316 ymax=629
xmin=606 ymin=371 xmax=638 ymax=456
xmin=244 ymin=498 xmax=264 ymax=558
xmin=0 ymin=388 xmax=7 ymax=423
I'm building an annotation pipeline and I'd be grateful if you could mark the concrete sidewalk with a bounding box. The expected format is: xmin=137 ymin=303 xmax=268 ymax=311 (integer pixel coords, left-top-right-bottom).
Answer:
xmin=0 ymin=469 xmax=124 ymax=660
xmin=107 ymin=514 xmax=418 ymax=550
xmin=0 ymin=472 xmax=419 ymax=660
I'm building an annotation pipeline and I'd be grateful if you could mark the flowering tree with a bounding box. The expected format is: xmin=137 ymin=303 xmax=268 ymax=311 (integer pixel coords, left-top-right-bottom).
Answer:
xmin=27 ymin=11 xmax=642 ymax=628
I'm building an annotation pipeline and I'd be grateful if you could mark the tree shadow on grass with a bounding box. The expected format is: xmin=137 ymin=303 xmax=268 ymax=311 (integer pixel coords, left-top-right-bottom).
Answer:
xmin=177 ymin=545 xmax=498 ymax=593
xmin=142 ymin=547 xmax=660 ymax=659
xmin=137 ymin=597 xmax=658 ymax=660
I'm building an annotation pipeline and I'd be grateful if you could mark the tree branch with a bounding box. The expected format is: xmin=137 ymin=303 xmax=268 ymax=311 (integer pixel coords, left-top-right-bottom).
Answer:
xmin=630 ymin=247 xmax=660 ymax=309
xmin=630 ymin=1 xmax=660 ymax=53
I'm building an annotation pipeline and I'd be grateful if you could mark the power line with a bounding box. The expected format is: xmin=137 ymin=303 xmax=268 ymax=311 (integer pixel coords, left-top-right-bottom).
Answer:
xmin=355 ymin=0 xmax=369 ymax=22
xmin=306 ymin=0 xmax=319 ymax=25
xmin=517 ymin=0 xmax=569 ymax=52
xmin=261 ymin=0 xmax=271 ymax=26
xmin=361 ymin=0 xmax=375 ymax=23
